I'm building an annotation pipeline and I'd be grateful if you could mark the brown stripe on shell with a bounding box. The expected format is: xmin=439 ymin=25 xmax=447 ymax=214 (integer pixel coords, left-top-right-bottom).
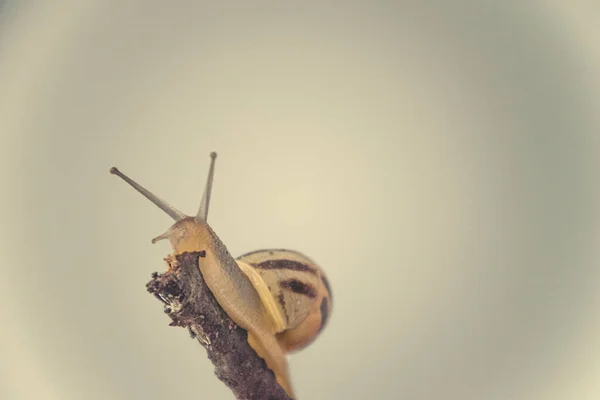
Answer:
xmin=319 ymin=298 xmax=329 ymax=332
xmin=320 ymin=274 xmax=332 ymax=303
xmin=236 ymin=249 xmax=308 ymax=259
xmin=236 ymin=248 xmax=289 ymax=259
xmin=279 ymin=279 xmax=317 ymax=298
xmin=253 ymin=259 xmax=317 ymax=275
xmin=277 ymin=292 xmax=289 ymax=324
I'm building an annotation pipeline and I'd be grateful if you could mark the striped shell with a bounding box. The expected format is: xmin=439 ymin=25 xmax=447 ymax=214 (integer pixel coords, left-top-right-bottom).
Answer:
xmin=236 ymin=249 xmax=332 ymax=353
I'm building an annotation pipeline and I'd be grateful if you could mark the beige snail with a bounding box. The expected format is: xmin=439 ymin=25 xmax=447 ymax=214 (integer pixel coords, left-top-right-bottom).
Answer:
xmin=110 ymin=152 xmax=332 ymax=399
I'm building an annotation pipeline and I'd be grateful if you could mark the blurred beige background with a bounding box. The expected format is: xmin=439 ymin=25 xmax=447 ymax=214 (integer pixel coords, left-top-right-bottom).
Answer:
xmin=1 ymin=1 xmax=599 ymax=399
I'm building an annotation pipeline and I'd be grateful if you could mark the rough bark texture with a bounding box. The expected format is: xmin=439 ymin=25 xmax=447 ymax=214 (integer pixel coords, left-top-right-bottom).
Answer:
xmin=146 ymin=251 xmax=292 ymax=400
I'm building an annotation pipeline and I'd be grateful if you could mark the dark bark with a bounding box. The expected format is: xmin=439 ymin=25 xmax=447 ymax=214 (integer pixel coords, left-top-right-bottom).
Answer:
xmin=146 ymin=252 xmax=292 ymax=400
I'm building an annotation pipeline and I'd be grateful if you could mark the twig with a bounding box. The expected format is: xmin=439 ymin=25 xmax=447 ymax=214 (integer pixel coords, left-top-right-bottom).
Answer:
xmin=146 ymin=251 xmax=292 ymax=400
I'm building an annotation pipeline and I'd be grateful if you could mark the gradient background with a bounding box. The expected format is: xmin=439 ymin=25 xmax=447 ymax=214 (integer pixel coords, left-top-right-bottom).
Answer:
xmin=1 ymin=1 xmax=599 ymax=399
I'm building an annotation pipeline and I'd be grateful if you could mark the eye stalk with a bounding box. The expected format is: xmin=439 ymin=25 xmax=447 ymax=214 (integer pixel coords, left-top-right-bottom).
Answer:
xmin=109 ymin=167 xmax=187 ymax=221
xmin=110 ymin=152 xmax=218 ymax=244
xmin=197 ymin=151 xmax=217 ymax=222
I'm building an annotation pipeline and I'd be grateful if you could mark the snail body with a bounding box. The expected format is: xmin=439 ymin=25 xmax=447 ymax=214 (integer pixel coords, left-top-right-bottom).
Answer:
xmin=110 ymin=153 xmax=332 ymax=399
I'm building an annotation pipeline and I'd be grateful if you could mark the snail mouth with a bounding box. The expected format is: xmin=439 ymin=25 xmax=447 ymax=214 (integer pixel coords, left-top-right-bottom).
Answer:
xmin=151 ymin=231 xmax=170 ymax=244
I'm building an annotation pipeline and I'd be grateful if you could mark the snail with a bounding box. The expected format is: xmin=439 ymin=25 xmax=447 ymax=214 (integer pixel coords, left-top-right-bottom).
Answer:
xmin=110 ymin=152 xmax=332 ymax=399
